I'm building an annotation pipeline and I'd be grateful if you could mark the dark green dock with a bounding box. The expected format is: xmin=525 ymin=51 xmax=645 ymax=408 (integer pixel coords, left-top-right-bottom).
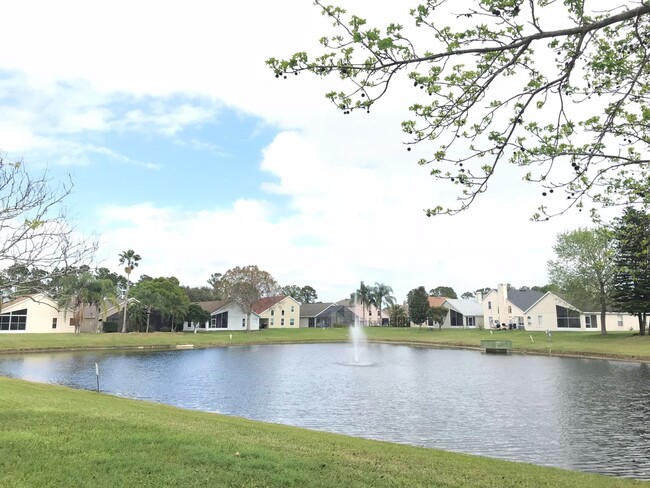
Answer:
xmin=480 ymin=340 xmax=512 ymax=354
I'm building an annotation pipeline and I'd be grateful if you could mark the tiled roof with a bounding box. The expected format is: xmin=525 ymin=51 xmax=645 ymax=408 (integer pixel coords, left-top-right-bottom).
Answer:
xmin=195 ymin=300 xmax=228 ymax=314
xmin=428 ymin=296 xmax=447 ymax=308
xmin=299 ymin=302 xmax=333 ymax=317
xmin=252 ymin=295 xmax=286 ymax=314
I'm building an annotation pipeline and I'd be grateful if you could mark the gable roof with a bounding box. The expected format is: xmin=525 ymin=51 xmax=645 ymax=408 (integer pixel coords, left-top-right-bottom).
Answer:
xmin=428 ymin=296 xmax=447 ymax=308
xmin=195 ymin=300 xmax=229 ymax=314
xmin=444 ymin=298 xmax=483 ymax=316
xmin=300 ymin=302 xmax=334 ymax=317
xmin=252 ymin=295 xmax=286 ymax=314
xmin=507 ymin=289 xmax=545 ymax=312
xmin=1 ymin=293 xmax=64 ymax=313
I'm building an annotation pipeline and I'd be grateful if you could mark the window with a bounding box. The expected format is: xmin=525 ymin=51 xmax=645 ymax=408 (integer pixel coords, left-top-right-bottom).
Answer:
xmin=290 ymin=305 xmax=294 ymax=313
xmin=527 ymin=316 xmax=532 ymax=326
xmin=617 ymin=315 xmax=624 ymax=327
xmin=556 ymin=306 xmax=580 ymax=328
xmin=281 ymin=318 xmax=285 ymax=326
xmin=210 ymin=311 xmax=228 ymax=329
xmin=488 ymin=316 xmax=494 ymax=326
xmin=52 ymin=318 xmax=57 ymax=330
xmin=449 ymin=310 xmax=464 ymax=326
xmin=271 ymin=310 xmax=275 ymax=316
xmin=508 ymin=305 xmax=512 ymax=314
xmin=242 ymin=317 xmax=246 ymax=328
xmin=270 ymin=318 xmax=274 ymax=326
xmin=290 ymin=318 xmax=295 ymax=326
xmin=488 ymin=301 xmax=492 ymax=310
xmin=538 ymin=315 xmax=543 ymax=326
xmin=281 ymin=309 xmax=285 ymax=316
xmin=0 ymin=308 xmax=27 ymax=331
xmin=585 ymin=315 xmax=598 ymax=329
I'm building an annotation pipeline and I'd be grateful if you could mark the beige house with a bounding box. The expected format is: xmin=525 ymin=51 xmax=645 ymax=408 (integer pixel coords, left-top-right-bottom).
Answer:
xmin=253 ymin=295 xmax=301 ymax=329
xmin=0 ymin=294 xmax=75 ymax=334
xmin=482 ymin=284 xmax=639 ymax=332
xmin=337 ymin=299 xmax=389 ymax=326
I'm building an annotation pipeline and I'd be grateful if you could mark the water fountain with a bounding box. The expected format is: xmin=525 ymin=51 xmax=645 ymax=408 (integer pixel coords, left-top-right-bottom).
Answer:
xmin=345 ymin=316 xmax=373 ymax=366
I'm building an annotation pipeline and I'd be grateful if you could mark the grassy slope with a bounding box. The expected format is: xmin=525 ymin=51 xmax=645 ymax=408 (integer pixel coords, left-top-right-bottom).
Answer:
xmin=1 ymin=328 xmax=648 ymax=362
xmin=0 ymin=377 xmax=645 ymax=488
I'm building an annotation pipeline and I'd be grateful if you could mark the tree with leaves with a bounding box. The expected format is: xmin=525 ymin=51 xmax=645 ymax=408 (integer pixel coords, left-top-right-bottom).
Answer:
xmin=386 ymin=303 xmax=408 ymax=327
xmin=118 ymin=250 xmax=141 ymax=333
xmin=370 ymin=282 xmax=396 ymax=326
xmin=281 ymin=284 xmax=319 ymax=303
xmin=219 ymin=265 xmax=279 ymax=331
xmin=350 ymin=281 xmax=372 ymax=325
xmin=429 ymin=286 xmax=458 ymax=299
xmin=548 ymin=227 xmax=615 ymax=334
xmin=612 ymin=207 xmax=650 ymax=336
xmin=428 ymin=306 xmax=449 ymax=329
xmin=269 ymin=1 xmax=650 ymax=220
xmin=407 ymin=286 xmax=430 ymax=328
xmin=187 ymin=303 xmax=211 ymax=334
xmin=181 ymin=285 xmax=218 ymax=302
xmin=56 ymin=271 xmax=95 ymax=334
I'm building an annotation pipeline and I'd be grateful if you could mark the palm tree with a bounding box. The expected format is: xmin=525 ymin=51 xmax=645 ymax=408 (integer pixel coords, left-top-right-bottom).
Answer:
xmin=118 ymin=249 xmax=141 ymax=333
xmin=350 ymin=281 xmax=372 ymax=326
xmin=87 ymin=278 xmax=120 ymax=333
xmin=56 ymin=271 xmax=95 ymax=334
xmin=371 ymin=283 xmax=396 ymax=326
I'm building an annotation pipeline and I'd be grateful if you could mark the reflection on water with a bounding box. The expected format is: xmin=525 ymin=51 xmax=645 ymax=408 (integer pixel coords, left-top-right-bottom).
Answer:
xmin=1 ymin=343 xmax=649 ymax=480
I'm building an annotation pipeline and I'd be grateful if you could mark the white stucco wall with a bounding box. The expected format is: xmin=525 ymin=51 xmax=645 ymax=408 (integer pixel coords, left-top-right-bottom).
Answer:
xmin=1 ymin=295 xmax=74 ymax=334
xmin=183 ymin=302 xmax=259 ymax=332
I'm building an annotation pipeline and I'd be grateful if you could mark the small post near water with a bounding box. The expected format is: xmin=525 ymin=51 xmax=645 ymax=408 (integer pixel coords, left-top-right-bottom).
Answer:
xmin=95 ymin=363 xmax=100 ymax=393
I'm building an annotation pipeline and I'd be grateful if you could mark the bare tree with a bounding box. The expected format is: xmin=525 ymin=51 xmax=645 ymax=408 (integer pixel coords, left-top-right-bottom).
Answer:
xmin=0 ymin=157 xmax=96 ymax=303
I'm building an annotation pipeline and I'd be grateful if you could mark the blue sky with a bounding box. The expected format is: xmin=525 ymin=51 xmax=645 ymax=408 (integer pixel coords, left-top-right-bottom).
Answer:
xmin=0 ymin=0 xmax=597 ymax=302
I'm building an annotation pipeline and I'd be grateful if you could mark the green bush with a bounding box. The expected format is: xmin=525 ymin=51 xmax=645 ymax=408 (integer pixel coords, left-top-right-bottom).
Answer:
xmin=102 ymin=322 xmax=119 ymax=333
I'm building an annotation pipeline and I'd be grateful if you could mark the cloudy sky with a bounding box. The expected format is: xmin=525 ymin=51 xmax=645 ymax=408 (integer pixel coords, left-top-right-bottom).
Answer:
xmin=0 ymin=0 xmax=601 ymax=302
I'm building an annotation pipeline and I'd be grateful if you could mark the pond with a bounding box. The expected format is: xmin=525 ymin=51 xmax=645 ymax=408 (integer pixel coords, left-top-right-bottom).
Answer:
xmin=0 ymin=342 xmax=649 ymax=480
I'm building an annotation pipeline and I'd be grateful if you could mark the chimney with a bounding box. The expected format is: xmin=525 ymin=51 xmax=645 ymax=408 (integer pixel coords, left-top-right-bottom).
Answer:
xmin=497 ymin=283 xmax=508 ymax=325
xmin=475 ymin=291 xmax=483 ymax=303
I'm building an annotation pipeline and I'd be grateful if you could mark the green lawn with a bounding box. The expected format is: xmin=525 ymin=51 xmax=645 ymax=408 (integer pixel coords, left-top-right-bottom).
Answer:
xmin=0 ymin=376 xmax=645 ymax=488
xmin=1 ymin=328 xmax=648 ymax=361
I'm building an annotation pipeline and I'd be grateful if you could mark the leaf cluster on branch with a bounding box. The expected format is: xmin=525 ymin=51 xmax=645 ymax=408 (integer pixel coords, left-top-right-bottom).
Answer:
xmin=268 ymin=0 xmax=650 ymax=220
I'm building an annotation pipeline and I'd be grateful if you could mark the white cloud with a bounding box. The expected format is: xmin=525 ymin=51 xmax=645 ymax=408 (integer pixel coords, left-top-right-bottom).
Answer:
xmin=1 ymin=0 xmax=602 ymax=301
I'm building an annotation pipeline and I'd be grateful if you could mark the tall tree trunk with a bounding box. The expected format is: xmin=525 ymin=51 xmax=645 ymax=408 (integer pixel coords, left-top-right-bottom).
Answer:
xmin=640 ymin=313 xmax=647 ymax=336
xmin=121 ymin=276 xmax=130 ymax=333
xmin=146 ymin=307 xmax=151 ymax=333
xmin=246 ymin=312 xmax=251 ymax=331
xmin=599 ymin=282 xmax=607 ymax=335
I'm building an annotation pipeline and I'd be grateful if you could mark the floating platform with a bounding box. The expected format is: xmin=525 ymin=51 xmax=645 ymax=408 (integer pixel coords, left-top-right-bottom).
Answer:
xmin=480 ymin=340 xmax=512 ymax=354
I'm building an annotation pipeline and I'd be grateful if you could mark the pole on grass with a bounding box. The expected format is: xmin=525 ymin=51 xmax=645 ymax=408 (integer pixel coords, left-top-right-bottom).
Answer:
xmin=95 ymin=362 xmax=100 ymax=393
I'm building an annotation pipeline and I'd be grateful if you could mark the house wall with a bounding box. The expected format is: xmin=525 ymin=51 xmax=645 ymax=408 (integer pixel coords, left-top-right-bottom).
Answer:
xmin=183 ymin=303 xmax=259 ymax=332
xmin=482 ymin=289 xmax=524 ymax=328
xmin=582 ymin=312 xmax=639 ymax=332
xmin=260 ymin=298 xmax=300 ymax=328
xmin=1 ymin=296 xmax=74 ymax=334
xmin=347 ymin=303 xmax=388 ymax=326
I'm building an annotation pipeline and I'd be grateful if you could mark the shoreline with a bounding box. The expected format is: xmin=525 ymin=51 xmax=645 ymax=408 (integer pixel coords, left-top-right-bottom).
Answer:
xmin=1 ymin=336 xmax=649 ymax=364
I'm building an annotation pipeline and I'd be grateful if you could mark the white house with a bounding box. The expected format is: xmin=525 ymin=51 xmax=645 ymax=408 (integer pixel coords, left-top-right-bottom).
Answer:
xmin=0 ymin=294 xmax=75 ymax=334
xmin=442 ymin=298 xmax=485 ymax=328
xmin=183 ymin=300 xmax=260 ymax=332
xmin=482 ymin=284 xmax=639 ymax=332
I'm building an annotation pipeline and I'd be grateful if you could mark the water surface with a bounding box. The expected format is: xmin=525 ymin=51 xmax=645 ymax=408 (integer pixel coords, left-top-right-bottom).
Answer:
xmin=1 ymin=343 xmax=648 ymax=480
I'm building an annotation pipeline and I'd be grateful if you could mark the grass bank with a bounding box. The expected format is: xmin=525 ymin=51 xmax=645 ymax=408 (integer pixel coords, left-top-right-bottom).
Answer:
xmin=1 ymin=328 xmax=648 ymax=362
xmin=0 ymin=377 xmax=644 ymax=487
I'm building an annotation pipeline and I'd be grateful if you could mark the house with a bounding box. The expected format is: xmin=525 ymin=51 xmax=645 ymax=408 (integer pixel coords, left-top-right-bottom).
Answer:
xmin=252 ymin=295 xmax=301 ymax=329
xmin=182 ymin=300 xmax=260 ymax=332
xmin=299 ymin=302 xmax=357 ymax=328
xmin=337 ymin=298 xmax=389 ymax=326
xmin=440 ymin=298 xmax=484 ymax=328
xmin=0 ymin=294 xmax=75 ymax=334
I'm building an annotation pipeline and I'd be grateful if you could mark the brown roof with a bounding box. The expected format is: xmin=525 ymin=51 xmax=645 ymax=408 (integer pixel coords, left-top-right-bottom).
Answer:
xmin=252 ymin=295 xmax=286 ymax=314
xmin=428 ymin=296 xmax=447 ymax=308
xmin=196 ymin=300 xmax=228 ymax=314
